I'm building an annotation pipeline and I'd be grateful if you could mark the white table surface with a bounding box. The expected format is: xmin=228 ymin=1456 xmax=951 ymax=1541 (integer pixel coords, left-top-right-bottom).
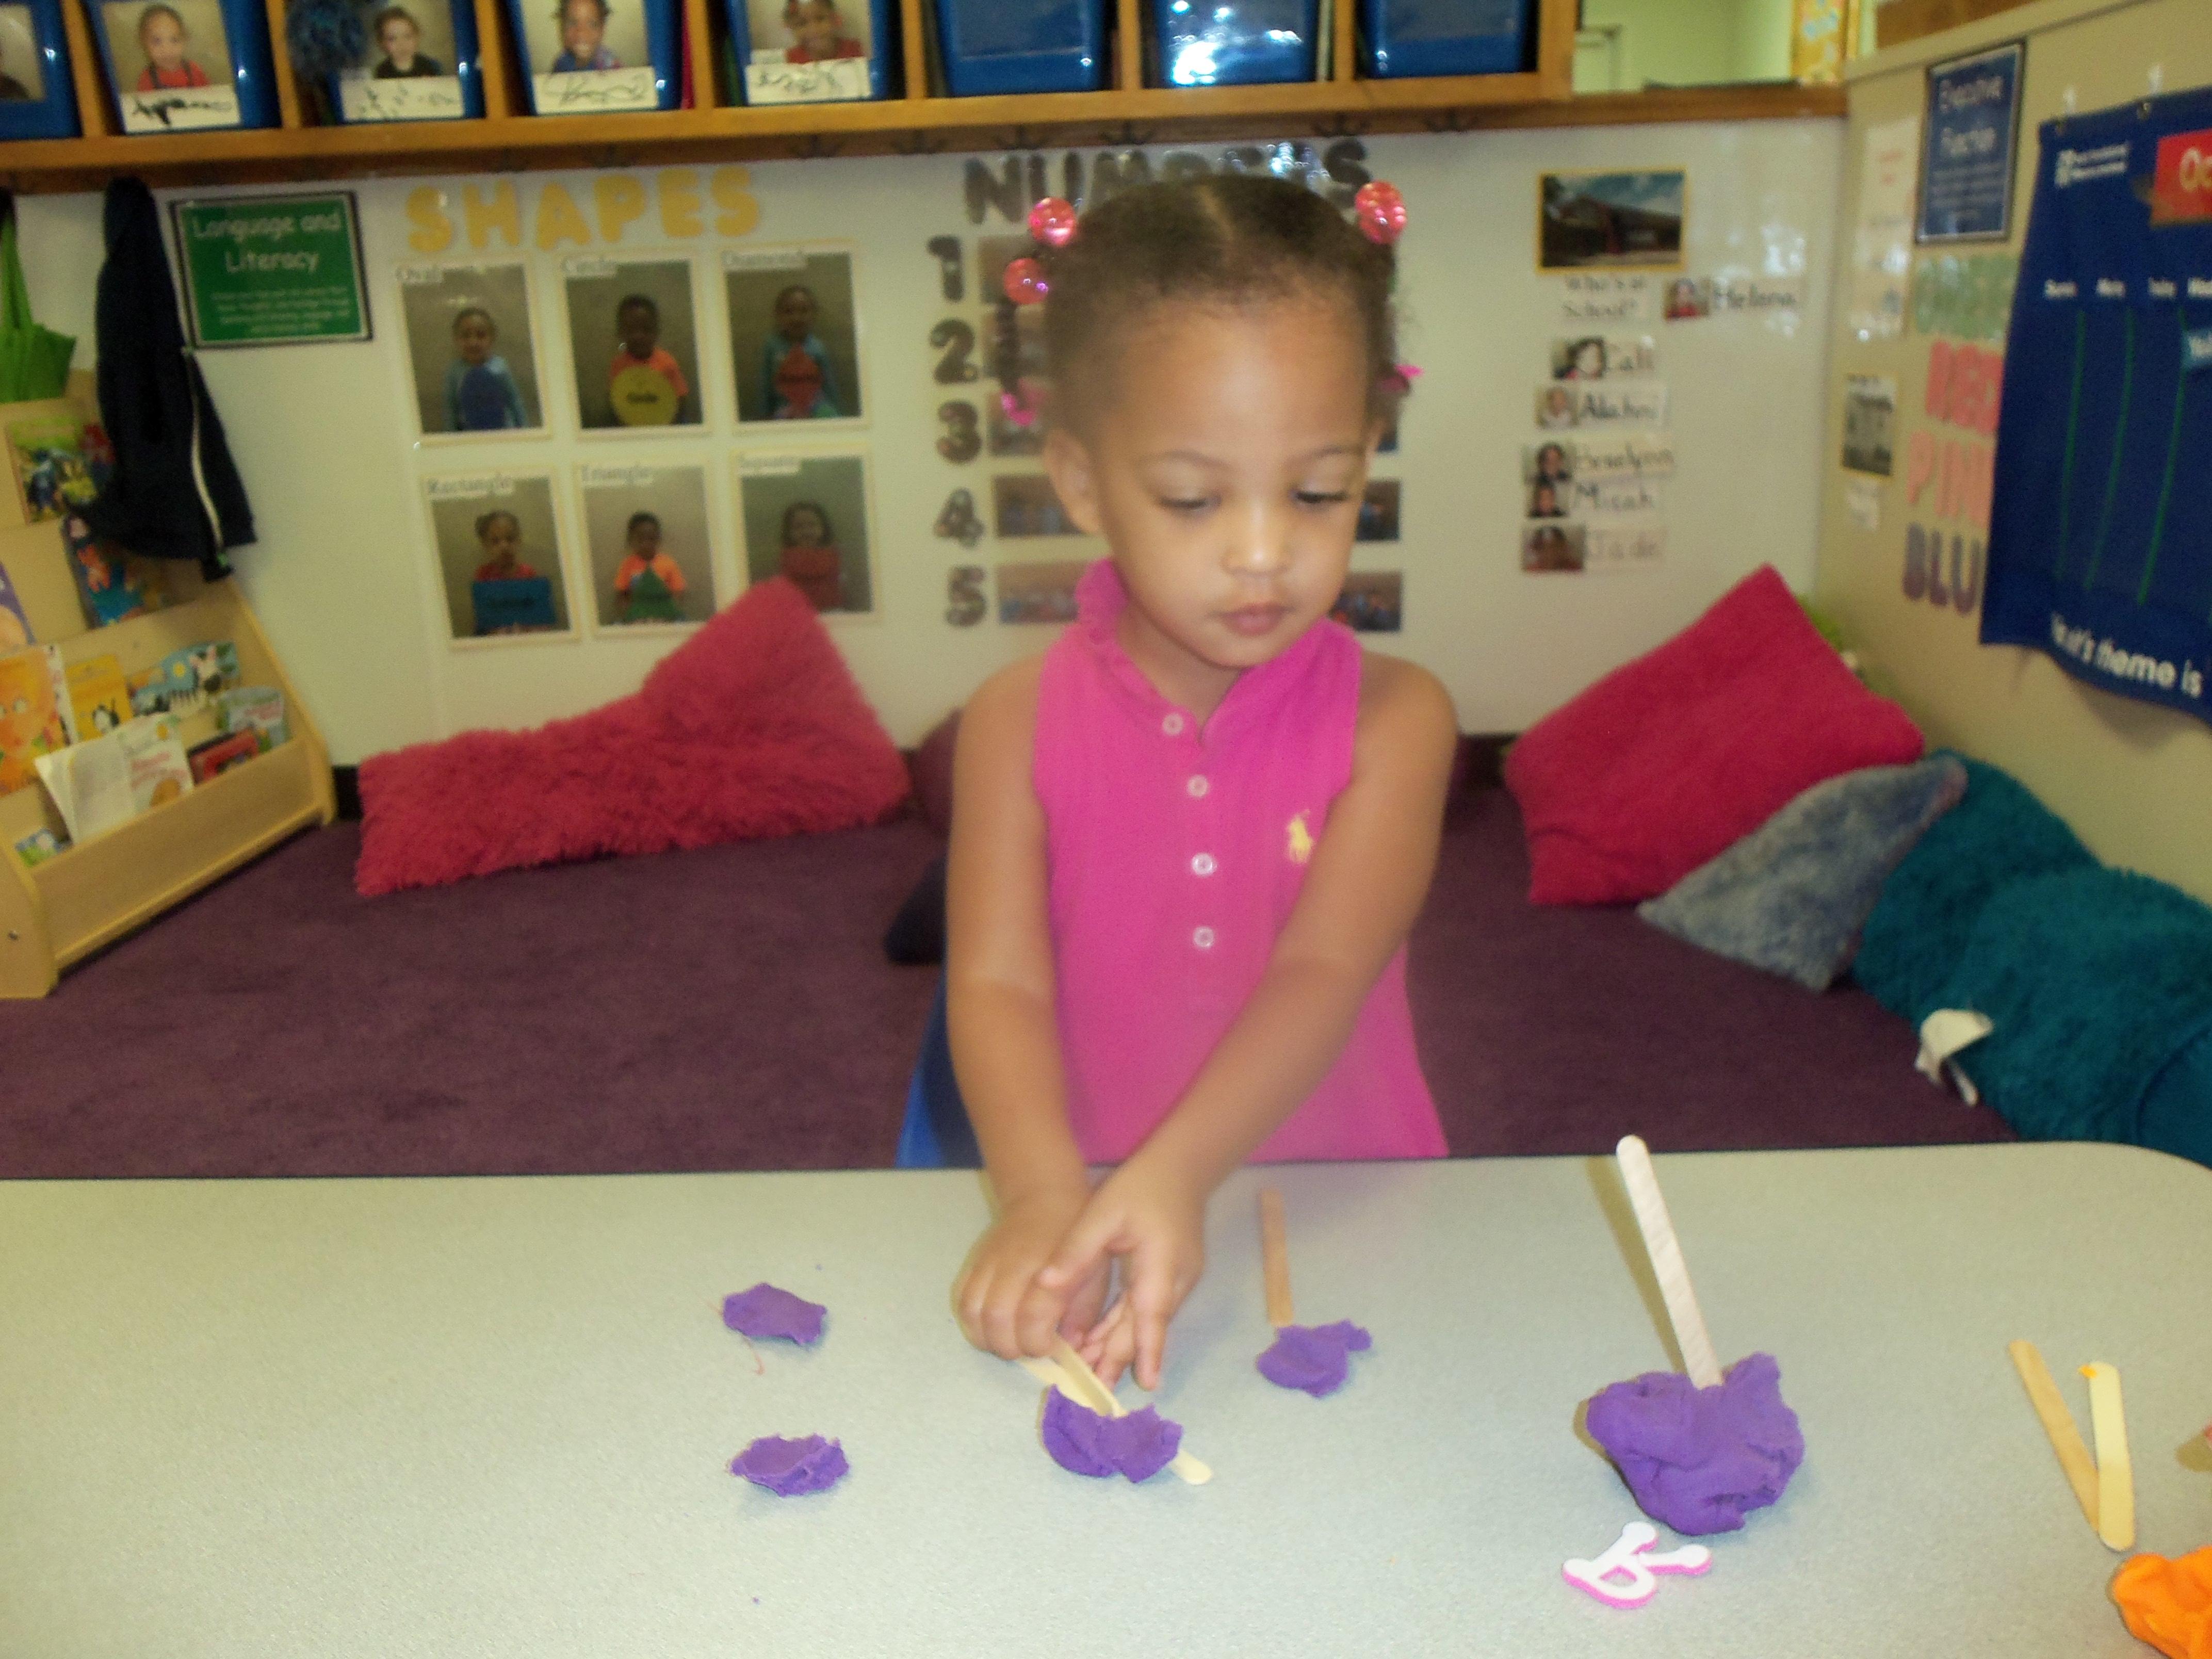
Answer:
xmin=3 ymin=1144 xmax=2208 ymax=1657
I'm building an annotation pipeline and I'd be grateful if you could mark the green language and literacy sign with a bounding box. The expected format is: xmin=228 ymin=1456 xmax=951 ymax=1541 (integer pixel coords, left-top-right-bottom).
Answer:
xmin=170 ymin=193 xmax=371 ymax=348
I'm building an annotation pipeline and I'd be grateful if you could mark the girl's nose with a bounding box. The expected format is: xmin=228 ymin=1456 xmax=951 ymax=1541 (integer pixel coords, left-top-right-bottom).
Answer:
xmin=1222 ymin=498 xmax=1289 ymax=578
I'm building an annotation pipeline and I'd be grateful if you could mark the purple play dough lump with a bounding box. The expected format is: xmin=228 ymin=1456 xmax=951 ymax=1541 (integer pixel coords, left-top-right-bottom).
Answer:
xmin=721 ymin=1283 xmax=827 ymax=1345
xmin=1039 ymin=1390 xmax=1183 ymax=1483
xmin=1584 ymin=1352 xmax=1804 ymax=1536
xmin=730 ymin=1435 xmax=849 ymax=1495
xmin=1256 ymin=1320 xmax=1373 ymax=1396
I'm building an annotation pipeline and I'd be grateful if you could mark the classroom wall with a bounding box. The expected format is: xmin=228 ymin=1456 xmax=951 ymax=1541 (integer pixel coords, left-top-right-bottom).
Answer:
xmin=1814 ymin=0 xmax=2212 ymax=902
xmin=1575 ymin=0 xmax=1794 ymax=92
xmin=15 ymin=117 xmax=1841 ymax=761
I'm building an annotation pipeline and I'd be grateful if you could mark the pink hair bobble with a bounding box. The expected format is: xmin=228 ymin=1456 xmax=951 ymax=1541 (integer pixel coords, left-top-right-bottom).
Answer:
xmin=1353 ymin=181 xmax=1407 ymax=246
xmin=1000 ymin=383 xmax=1042 ymax=427
xmin=1026 ymin=196 xmax=1078 ymax=248
xmin=1003 ymin=256 xmax=1050 ymax=306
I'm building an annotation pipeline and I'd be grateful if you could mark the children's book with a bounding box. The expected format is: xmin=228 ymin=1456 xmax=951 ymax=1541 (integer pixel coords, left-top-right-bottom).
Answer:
xmin=63 ymin=515 xmax=166 ymax=629
xmin=35 ymin=714 xmax=190 ymax=843
xmin=6 ymin=417 xmax=113 ymax=524
xmin=0 ymin=562 xmax=31 ymax=650
xmin=127 ymin=642 xmax=240 ymax=718
xmin=187 ymin=729 xmax=260 ymax=784
xmin=66 ymin=654 xmax=132 ymax=737
xmin=0 ymin=644 xmax=75 ymax=798
xmin=13 ymin=826 xmax=66 ymax=867
xmin=216 ymin=686 xmax=289 ymax=751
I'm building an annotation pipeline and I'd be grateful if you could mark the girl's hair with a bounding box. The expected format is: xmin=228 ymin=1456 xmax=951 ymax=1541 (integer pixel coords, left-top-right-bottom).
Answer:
xmin=474 ymin=509 xmax=519 ymax=539
xmin=991 ymin=174 xmax=1398 ymax=430
xmin=1568 ymin=335 xmax=1603 ymax=365
xmin=372 ymin=5 xmax=419 ymax=34
xmin=1535 ymin=442 xmax=1566 ymax=470
xmin=781 ymin=500 xmax=831 ymax=542
xmin=774 ymin=283 xmax=816 ymax=309
xmin=556 ymin=0 xmax=609 ymax=20
xmin=625 ymin=510 xmax=661 ymax=535
xmin=452 ymin=304 xmax=495 ymax=335
xmin=616 ymin=292 xmax=657 ymax=322
xmin=137 ymin=3 xmax=185 ymax=40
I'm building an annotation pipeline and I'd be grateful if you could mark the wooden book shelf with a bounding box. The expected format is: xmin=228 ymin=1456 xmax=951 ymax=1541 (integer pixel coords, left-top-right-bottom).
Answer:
xmin=0 ymin=386 xmax=335 ymax=998
xmin=0 ymin=0 xmax=1841 ymax=192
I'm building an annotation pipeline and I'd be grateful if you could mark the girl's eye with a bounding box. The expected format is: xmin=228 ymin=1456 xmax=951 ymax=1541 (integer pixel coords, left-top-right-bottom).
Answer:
xmin=1159 ymin=496 xmax=1213 ymax=514
xmin=1294 ymin=490 xmax=1351 ymax=508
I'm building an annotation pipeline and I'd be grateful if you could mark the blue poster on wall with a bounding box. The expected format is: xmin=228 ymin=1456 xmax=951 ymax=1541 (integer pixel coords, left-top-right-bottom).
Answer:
xmin=1919 ymin=41 xmax=2025 ymax=242
xmin=1980 ymin=85 xmax=2212 ymax=728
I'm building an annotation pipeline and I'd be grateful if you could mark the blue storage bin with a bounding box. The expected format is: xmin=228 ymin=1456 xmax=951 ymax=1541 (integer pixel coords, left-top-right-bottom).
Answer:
xmin=933 ymin=0 xmax=1104 ymax=96
xmin=85 ymin=0 xmax=281 ymax=134
xmin=503 ymin=0 xmax=680 ymax=115
xmin=1153 ymin=0 xmax=1315 ymax=86
xmin=725 ymin=0 xmax=893 ymax=104
xmin=0 ymin=0 xmax=79 ymax=139
xmin=329 ymin=0 xmax=484 ymax=122
xmin=1360 ymin=0 xmax=1528 ymax=78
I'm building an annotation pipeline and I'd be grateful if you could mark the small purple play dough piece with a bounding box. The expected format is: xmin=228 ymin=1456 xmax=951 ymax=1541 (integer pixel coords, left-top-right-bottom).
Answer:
xmin=1584 ymin=1352 xmax=1804 ymax=1536
xmin=1256 ymin=1320 xmax=1373 ymax=1396
xmin=722 ymin=1283 xmax=827 ymax=1345
xmin=730 ymin=1434 xmax=849 ymax=1495
xmin=1039 ymin=1390 xmax=1183 ymax=1483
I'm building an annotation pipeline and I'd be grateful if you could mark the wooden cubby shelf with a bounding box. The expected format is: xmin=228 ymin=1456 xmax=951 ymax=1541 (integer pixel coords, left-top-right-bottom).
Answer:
xmin=3 ymin=0 xmax=1844 ymax=192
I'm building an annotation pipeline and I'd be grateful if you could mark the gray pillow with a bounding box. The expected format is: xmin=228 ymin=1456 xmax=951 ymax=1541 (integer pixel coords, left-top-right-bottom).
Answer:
xmin=1638 ymin=756 xmax=1968 ymax=990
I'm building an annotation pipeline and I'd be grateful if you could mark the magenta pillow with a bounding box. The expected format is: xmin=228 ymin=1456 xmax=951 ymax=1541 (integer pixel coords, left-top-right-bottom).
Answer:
xmin=356 ymin=579 xmax=910 ymax=896
xmin=1503 ymin=565 xmax=1923 ymax=906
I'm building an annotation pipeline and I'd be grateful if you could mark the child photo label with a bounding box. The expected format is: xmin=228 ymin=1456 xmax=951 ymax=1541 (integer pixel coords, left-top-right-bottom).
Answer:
xmin=724 ymin=246 xmax=864 ymax=425
xmin=577 ymin=462 xmax=715 ymax=629
xmin=740 ymin=0 xmax=872 ymax=104
xmin=735 ymin=450 xmax=876 ymax=615
xmin=397 ymin=263 xmax=546 ymax=438
xmin=338 ymin=1 xmax=466 ymax=121
xmin=103 ymin=0 xmax=241 ymax=131
xmin=171 ymin=195 xmax=370 ymax=347
xmin=421 ymin=471 xmax=574 ymax=642
xmin=524 ymin=0 xmax=657 ymax=111
xmin=562 ymin=255 xmax=701 ymax=430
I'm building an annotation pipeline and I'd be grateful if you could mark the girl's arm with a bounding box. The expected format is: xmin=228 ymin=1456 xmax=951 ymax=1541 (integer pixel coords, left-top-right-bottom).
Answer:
xmin=499 ymin=368 xmax=527 ymax=428
xmin=1043 ymin=655 xmax=1459 ymax=1387
xmin=946 ymin=659 xmax=1112 ymax=1361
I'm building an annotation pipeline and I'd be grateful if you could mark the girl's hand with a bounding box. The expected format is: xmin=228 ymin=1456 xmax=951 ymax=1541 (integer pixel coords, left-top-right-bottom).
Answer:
xmin=954 ymin=1183 xmax=1110 ymax=1361
xmin=1039 ymin=1156 xmax=1206 ymax=1392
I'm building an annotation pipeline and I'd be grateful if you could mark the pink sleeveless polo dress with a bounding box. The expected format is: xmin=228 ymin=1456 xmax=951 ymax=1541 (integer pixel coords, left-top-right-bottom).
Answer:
xmin=1034 ymin=561 xmax=1447 ymax=1165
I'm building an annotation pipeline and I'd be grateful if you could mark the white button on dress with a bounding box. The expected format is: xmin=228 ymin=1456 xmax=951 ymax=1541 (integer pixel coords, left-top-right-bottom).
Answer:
xmin=1162 ymin=713 xmax=1185 ymax=736
xmin=1192 ymin=926 xmax=1216 ymax=950
xmin=1186 ymin=775 xmax=1209 ymax=798
xmin=1192 ymin=854 xmax=1217 ymax=877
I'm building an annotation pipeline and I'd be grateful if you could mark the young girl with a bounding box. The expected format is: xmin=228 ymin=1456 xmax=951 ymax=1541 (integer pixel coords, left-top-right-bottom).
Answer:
xmin=443 ymin=306 xmax=530 ymax=432
xmin=133 ymin=4 xmax=209 ymax=90
xmin=370 ymin=7 xmax=444 ymax=76
xmin=611 ymin=511 xmax=687 ymax=623
xmin=938 ymin=176 xmax=1457 ymax=1394
xmin=759 ymin=284 xmax=842 ymax=419
xmin=549 ymin=0 xmax=617 ymax=71
xmin=776 ymin=500 xmax=843 ymax=612
xmin=784 ymin=0 xmax=861 ymax=61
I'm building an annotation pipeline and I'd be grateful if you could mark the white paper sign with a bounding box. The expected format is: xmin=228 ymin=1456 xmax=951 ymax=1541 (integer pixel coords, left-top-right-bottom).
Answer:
xmin=339 ymin=72 xmax=466 ymax=122
xmin=1850 ymin=117 xmax=1922 ymax=341
xmin=534 ymin=66 xmax=659 ymax=114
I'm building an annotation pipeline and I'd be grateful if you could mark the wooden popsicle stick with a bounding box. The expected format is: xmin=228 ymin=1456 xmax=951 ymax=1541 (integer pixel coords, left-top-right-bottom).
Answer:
xmin=2081 ymin=1363 xmax=2135 ymax=1551
xmin=1015 ymin=1342 xmax=1214 ymax=1486
xmin=2006 ymin=1340 xmax=2099 ymax=1529
xmin=1259 ymin=1188 xmax=1295 ymax=1329
xmin=1615 ymin=1136 xmax=1723 ymax=1389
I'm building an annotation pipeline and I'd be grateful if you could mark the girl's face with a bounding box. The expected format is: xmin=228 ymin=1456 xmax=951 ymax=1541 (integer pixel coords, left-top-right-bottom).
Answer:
xmin=774 ymin=288 xmax=816 ymax=341
xmin=1537 ymin=445 xmax=1565 ymax=479
xmin=1544 ymin=388 xmax=1571 ymax=418
xmin=142 ymin=11 xmax=186 ymax=70
xmin=1572 ymin=341 xmax=1604 ymax=376
xmin=793 ymin=0 xmax=840 ymax=52
xmin=479 ymin=515 xmax=521 ymax=564
xmin=617 ymin=304 xmax=658 ymax=359
xmin=1045 ymin=293 xmax=1374 ymax=700
xmin=561 ymin=0 xmax=603 ymax=55
xmin=787 ymin=507 xmax=826 ymax=546
xmin=380 ymin=17 xmax=419 ymax=59
xmin=626 ymin=519 xmax=660 ymax=555
xmin=454 ymin=314 xmax=495 ymax=365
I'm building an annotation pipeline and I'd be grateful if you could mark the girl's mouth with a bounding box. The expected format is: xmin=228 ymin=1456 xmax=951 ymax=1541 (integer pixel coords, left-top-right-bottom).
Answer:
xmin=1221 ymin=604 xmax=1288 ymax=638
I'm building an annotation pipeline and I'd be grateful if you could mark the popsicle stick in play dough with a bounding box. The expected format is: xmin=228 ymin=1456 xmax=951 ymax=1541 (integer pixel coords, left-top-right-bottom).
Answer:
xmin=1254 ymin=1188 xmax=1373 ymax=1397
xmin=1015 ymin=1344 xmax=1214 ymax=1485
xmin=2081 ymin=1362 xmax=2135 ymax=1551
xmin=1614 ymin=1136 xmax=1722 ymax=1388
xmin=2007 ymin=1340 xmax=2099 ymax=1529
xmin=1259 ymin=1187 xmax=1295 ymax=1328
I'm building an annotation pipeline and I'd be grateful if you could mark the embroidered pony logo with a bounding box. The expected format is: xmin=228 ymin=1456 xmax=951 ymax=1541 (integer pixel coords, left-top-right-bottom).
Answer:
xmin=1286 ymin=811 xmax=1314 ymax=866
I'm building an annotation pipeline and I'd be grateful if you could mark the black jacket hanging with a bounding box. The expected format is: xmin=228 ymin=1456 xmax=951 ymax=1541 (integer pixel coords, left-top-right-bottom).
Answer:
xmin=80 ymin=176 xmax=254 ymax=580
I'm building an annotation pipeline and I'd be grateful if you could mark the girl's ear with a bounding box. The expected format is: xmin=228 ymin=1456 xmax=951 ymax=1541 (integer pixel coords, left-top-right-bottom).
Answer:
xmin=1041 ymin=426 xmax=1105 ymax=538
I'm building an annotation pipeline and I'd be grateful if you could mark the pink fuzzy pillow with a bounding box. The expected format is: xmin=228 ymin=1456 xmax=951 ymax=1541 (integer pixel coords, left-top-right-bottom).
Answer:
xmin=355 ymin=579 xmax=910 ymax=896
xmin=1504 ymin=565 xmax=1924 ymax=906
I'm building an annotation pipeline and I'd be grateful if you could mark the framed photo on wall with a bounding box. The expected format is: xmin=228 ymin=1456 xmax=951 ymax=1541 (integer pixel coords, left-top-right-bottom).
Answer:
xmin=97 ymin=0 xmax=242 ymax=131
xmin=420 ymin=471 xmax=577 ymax=644
xmin=576 ymin=460 xmax=718 ymax=630
xmin=1537 ymin=170 xmax=1686 ymax=272
xmin=730 ymin=0 xmax=891 ymax=105
xmin=510 ymin=0 xmax=666 ymax=113
xmin=560 ymin=254 xmax=704 ymax=432
xmin=336 ymin=0 xmax=473 ymax=122
xmin=396 ymin=262 xmax=548 ymax=441
xmin=723 ymin=246 xmax=865 ymax=427
xmin=734 ymin=451 xmax=876 ymax=617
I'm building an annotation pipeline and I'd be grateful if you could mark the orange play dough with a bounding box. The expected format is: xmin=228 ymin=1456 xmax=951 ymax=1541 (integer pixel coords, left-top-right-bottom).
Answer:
xmin=2113 ymin=1548 xmax=2212 ymax=1659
